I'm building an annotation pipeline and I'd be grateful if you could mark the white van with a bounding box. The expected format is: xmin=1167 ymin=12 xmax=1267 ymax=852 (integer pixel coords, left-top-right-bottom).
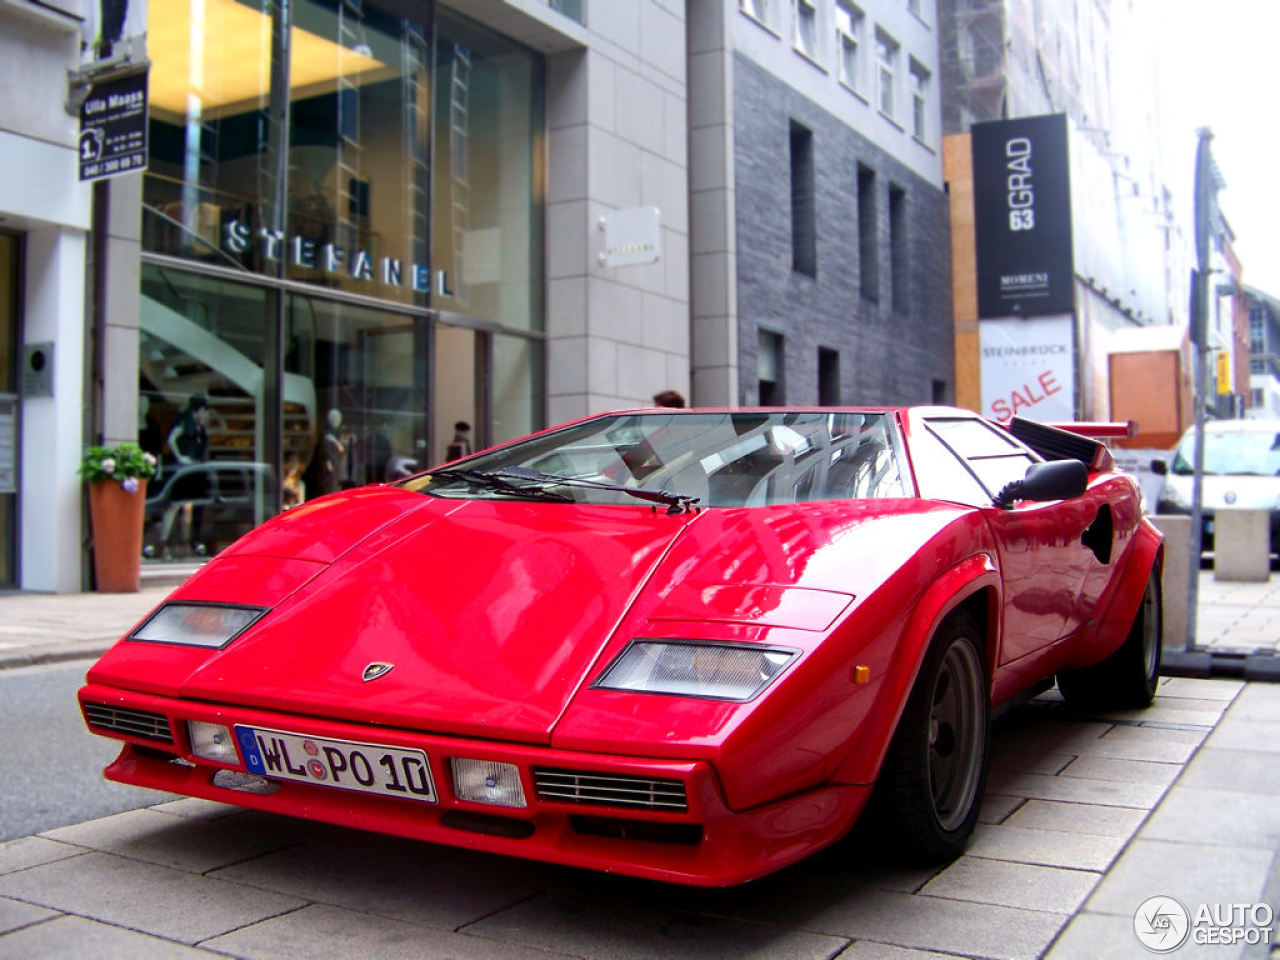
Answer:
xmin=1155 ymin=419 xmax=1280 ymax=554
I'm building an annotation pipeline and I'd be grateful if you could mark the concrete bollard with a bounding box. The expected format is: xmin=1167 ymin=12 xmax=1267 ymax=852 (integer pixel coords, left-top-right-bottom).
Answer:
xmin=1149 ymin=515 xmax=1190 ymax=650
xmin=1214 ymin=509 xmax=1271 ymax=582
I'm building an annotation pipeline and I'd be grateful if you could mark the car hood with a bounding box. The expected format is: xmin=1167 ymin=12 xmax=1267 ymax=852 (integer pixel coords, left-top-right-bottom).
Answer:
xmin=1163 ymin=472 xmax=1280 ymax=511
xmin=116 ymin=491 xmax=971 ymax=746
xmin=176 ymin=496 xmax=693 ymax=743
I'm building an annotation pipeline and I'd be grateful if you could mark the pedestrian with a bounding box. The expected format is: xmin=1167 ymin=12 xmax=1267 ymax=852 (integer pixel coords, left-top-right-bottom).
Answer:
xmin=653 ymin=390 xmax=686 ymax=408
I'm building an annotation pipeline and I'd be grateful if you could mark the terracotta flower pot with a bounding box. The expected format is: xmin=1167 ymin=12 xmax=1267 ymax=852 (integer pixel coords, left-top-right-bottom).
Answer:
xmin=88 ymin=478 xmax=148 ymax=592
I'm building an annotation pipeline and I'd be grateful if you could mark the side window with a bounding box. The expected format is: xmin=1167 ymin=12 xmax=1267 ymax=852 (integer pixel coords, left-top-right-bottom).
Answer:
xmin=924 ymin=418 xmax=1038 ymax=503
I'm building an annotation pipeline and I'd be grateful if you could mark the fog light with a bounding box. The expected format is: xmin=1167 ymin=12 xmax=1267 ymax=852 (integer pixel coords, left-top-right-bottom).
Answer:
xmin=451 ymin=758 xmax=526 ymax=808
xmin=188 ymin=721 xmax=239 ymax=765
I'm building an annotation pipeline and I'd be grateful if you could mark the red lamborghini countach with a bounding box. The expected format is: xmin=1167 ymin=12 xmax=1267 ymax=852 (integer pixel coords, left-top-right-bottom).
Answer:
xmin=79 ymin=407 xmax=1162 ymax=886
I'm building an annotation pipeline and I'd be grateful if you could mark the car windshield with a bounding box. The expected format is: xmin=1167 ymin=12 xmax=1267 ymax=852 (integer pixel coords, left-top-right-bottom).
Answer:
xmin=401 ymin=411 xmax=908 ymax=507
xmin=1171 ymin=429 xmax=1280 ymax=476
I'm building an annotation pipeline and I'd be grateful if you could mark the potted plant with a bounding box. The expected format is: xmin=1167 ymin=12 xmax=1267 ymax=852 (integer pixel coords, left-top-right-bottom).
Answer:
xmin=80 ymin=442 xmax=158 ymax=592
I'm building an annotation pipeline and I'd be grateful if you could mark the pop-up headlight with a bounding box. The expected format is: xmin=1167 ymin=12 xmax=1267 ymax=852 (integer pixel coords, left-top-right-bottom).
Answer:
xmin=130 ymin=603 xmax=267 ymax=650
xmin=593 ymin=640 xmax=798 ymax=701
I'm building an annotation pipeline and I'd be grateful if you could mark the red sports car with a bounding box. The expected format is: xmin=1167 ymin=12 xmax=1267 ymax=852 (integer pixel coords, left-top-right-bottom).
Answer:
xmin=79 ymin=407 xmax=1162 ymax=886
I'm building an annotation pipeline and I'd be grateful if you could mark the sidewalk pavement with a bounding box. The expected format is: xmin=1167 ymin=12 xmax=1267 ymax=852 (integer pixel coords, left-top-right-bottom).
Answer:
xmin=0 ymin=573 xmax=1278 ymax=958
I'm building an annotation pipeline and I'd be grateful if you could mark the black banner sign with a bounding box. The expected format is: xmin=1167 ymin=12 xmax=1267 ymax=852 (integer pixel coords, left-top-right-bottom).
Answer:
xmin=972 ymin=113 xmax=1074 ymax=318
xmin=79 ymin=69 xmax=149 ymax=182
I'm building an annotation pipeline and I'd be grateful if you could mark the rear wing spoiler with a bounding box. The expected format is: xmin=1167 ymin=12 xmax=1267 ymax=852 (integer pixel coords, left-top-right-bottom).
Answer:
xmin=1003 ymin=418 xmax=1137 ymax=472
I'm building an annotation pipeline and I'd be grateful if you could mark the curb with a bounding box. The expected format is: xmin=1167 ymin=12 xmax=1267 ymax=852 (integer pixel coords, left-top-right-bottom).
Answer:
xmin=1162 ymin=648 xmax=1280 ymax=681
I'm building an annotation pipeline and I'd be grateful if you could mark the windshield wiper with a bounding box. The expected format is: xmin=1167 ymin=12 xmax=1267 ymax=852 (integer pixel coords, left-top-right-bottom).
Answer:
xmin=497 ymin=467 xmax=700 ymax=514
xmin=424 ymin=468 xmax=573 ymax=502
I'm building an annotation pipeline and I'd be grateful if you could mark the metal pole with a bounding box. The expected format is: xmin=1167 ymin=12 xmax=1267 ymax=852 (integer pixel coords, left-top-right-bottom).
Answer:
xmin=1185 ymin=128 xmax=1216 ymax=651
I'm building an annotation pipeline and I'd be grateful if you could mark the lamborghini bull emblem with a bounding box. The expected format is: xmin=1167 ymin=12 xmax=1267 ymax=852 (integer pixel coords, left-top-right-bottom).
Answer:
xmin=362 ymin=662 xmax=395 ymax=682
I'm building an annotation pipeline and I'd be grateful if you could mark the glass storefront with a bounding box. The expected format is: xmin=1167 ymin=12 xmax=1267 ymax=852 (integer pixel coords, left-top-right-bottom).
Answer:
xmin=138 ymin=0 xmax=545 ymax=562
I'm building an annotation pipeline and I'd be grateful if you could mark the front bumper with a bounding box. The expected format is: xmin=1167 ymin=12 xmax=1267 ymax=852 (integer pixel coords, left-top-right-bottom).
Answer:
xmin=79 ymin=683 xmax=867 ymax=887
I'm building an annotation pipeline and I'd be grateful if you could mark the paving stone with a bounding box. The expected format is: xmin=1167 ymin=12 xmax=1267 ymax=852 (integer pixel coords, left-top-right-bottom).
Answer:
xmin=1180 ymin=747 xmax=1280 ymax=795
xmin=835 ymin=943 xmax=959 ymax=960
xmin=1097 ymin=724 xmax=1207 ymax=745
xmin=148 ymin=797 xmax=240 ymax=819
xmin=734 ymin=887 xmax=1064 ymax=960
xmin=920 ymin=857 xmax=1099 ymax=915
xmin=42 ymin=807 xmax=309 ymax=874
xmin=0 ymin=896 xmax=55 ymax=936
xmin=210 ymin=832 xmax=545 ymax=931
xmin=206 ymin=903 xmax=581 ymax=960
xmin=1140 ymin=786 xmax=1280 ymax=847
xmin=0 ymin=852 xmax=303 ymax=945
xmin=1204 ymin=718 xmax=1280 ymax=754
xmin=978 ymin=794 xmax=1025 ymax=825
xmin=0 ymin=837 xmax=82 ymax=876
xmin=0 ymin=915 xmax=221 ymax=959
xmin=463 ymin=891 xmax=850 ymax=960
xmin=1058 ymin=756 xmax=1183 ymax=786
xmin=1224 ymin=682 xmax=1280 ymax=722
xmin=1003 ymin=800 xmax=1148 ymax=839
xmin=966 ymin=823 xmax=1126 ymax=872
xmin=1156 ymin=677 xmax=1243 ymax=701
xmin=1085 ymin=838 xmax=1274 ymax=919
xmin=990 ymin=750 xmax=1075 ymax=775
xmin=1082 ymin=701 xmax=1226 ymax=728
xmin=990 ymin=719 xmax=1111 ymax=754
xmin=1065 ymin=732 xmax=1201 ymax=764
xmin=983 ymin=770 xmax=1168 ymax=809
xmin=1043 ymin=913 xmax=1156 ymax=960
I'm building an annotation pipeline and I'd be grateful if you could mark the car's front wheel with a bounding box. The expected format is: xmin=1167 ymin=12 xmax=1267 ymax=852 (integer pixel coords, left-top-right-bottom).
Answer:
xmin=875 ymin=611 xmax=989 ymax=863
xmin=1057 ymin=568 xmax=1161 ymax=710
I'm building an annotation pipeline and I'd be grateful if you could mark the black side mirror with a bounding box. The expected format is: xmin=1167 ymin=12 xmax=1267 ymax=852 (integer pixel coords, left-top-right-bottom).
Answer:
xmin=994 ymin=459 xmax=1089 ymax=509
xmin=1150 ymin=459 xmax=1168 ymax=476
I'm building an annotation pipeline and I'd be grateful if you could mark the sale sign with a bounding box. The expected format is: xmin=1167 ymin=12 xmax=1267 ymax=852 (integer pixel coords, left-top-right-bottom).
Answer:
xmin=979 ymin=316 xmax=1075 ymax=422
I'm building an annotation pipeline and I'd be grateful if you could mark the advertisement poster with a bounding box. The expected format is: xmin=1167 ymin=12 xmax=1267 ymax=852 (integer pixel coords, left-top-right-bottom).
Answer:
xmin=972 ymin=113 xmax=1075 ymax=319
xmin=980 ymin=316 xmax=1075 ymax=422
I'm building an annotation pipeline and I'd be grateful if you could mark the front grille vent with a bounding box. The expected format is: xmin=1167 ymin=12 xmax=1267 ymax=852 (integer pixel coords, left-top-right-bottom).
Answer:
xmin=83 ymin=704 xmax=174 ymax=744
xmin=533 ymin=768 xmax=688 ymax=812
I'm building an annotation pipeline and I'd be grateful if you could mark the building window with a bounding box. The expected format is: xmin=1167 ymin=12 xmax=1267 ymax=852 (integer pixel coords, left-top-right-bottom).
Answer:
xmin=819 ymin=348 xmax=840 ymax=405
xmin=835 ymin=1 xmax=863 ymax=92
xmin=739 ymin=0 xmax=769 ymax=26
xmin=857 ymin=165 xmax=878 ymax=302
xmin=908 ymin=0 xmax=923 ymax=19
xmin=790 ymin=121 xmax=817 ymax=277
xmin=875 ymin=29 xmax=898 ymax=119
xmin=793 ymin=0 xmax=818 ymax=59
xmin=910 ymin=58 xmax=930 ymax=142
xmin=759 ymin=331 xmax=784 ymax=405
xmin=889 ymin=185 xmax=907 ymax=312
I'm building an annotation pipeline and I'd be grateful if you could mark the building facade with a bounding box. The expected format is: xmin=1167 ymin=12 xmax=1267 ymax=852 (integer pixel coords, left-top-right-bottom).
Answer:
xmin=695 ymin=0 xmax=952 ymax=408
xmin=938 ymin=0 xmax=1186 ymax=429
xmin=1246 ymin=287 xmax=1280 ymax=419
xmin=5 ymin=0 xmax=955 ymax=592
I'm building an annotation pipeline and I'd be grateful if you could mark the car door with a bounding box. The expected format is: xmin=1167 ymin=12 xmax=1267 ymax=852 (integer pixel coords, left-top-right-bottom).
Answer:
xmin=915 ymin=415 xmax=1099 ymax=666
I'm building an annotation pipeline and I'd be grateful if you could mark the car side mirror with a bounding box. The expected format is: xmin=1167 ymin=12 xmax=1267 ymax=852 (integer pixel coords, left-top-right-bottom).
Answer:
xmin=994 ymin=459 xmax=1089 ymax=509
xmin=1150 ymin=459 xmax=1168 ymax=476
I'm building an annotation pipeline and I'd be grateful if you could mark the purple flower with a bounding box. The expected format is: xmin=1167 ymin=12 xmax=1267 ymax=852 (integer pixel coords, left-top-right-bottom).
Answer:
xmin=121 ymin=476 xmax=139 ymax=494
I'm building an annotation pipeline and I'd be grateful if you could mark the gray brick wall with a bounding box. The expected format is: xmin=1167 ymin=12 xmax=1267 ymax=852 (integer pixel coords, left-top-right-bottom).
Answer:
xmin=734 ymin=54 xmax=955 ymax=407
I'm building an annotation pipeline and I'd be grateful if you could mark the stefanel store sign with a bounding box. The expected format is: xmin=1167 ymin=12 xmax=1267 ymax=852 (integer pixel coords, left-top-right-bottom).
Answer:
xmin=972 ymin=114 xmax=1074 ymax=319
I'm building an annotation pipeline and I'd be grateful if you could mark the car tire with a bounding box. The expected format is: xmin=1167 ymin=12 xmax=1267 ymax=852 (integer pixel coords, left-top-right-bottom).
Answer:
xmin=875 ymin=611 xmax=988 ymax=864
xmin=1057 ymin=568 xmax=1161 ymax=710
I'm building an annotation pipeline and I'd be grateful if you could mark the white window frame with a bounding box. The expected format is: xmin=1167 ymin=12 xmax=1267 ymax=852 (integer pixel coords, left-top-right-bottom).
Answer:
xmin=910 ymin=59 xmax=930 ymax=142
xmin=876 ymin=30 xmax=898 ymax=120
xmin=793 ymin=0 xmax=818 ymax=60
xmin=835 ymin=1 xmax=864 ymax=92
xmin=739 ymin=0 xmax=770 ymax=27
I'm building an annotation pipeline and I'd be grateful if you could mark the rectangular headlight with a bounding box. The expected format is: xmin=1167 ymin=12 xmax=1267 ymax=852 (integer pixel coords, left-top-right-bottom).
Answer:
xmin=451 ymin=759 xmax=527 ymax=808
xmin=130 ymin=603 xmax=266 ymax=650
xmin=593 ymin=640 xmax=799 ymax=701
xmin=188 ymin=721 xmax=239 ymax=764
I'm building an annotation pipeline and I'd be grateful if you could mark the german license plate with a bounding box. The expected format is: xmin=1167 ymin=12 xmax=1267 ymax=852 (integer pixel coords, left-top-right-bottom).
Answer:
xmin=234 ymin=725 xmax=436 ymax=802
